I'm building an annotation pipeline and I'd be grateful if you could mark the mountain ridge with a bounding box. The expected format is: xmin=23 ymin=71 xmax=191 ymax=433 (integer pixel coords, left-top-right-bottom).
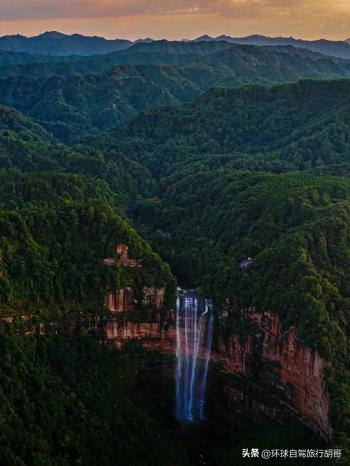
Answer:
xmin=2 ymin=30 xmax=350 ymax=59
xmin=0 ymin=31 xmax=132 ymax=56
xmin=1 ymin=44 xmax=350 ymax=142
xmin=193 ymin=33 xmax=350 ymax=59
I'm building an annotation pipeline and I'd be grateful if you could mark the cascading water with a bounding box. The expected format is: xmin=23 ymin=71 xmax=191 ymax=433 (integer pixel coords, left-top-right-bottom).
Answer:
xmin=175 ymin=290 xmax=214 ymax=422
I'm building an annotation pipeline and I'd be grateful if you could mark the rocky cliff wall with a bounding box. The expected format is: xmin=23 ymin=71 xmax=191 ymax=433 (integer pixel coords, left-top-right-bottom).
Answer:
xmin=106 ymin=309 xmax=331 ymax=441
xmin=213 ymin=310 xmax=331 ymax=441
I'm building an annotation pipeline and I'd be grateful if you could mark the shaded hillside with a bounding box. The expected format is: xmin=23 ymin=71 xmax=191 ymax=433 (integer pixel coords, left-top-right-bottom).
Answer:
xmin=3 ymin=31 xmax=350 ymax=59
xmin=0 ymin=335 xmax=189 ymax=466
xmin=0 ymin=172 xmax=172 ymax=318
xmin=133 ymin=168 xmax=350 ymax=457
xmin=0 ymin=105 xmax=54 ymax=141
xmin=0 ymin=106 xmax=154 ymax=205
xmin=111 ymin=79 xmax=350 ymax=176
xmin=0 ymin=31 xmax=132 ymax=56
xmin=0 ymin=58 xmax=350 ymax=463
xmin=0 ymin=50 xmax=64 ymax=67
xmin=0 ymin=40 xmax=235 ymax=77
xmin=2 ymin=47 xmax=350 ymax=142
xmin=195 ymin=34 xmax=350 ymax=59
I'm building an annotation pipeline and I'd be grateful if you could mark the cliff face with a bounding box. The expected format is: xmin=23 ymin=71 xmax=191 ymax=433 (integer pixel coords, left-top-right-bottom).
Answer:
xmin=106 ymin=320 xmax=160 ymax=344
xmin=105 ymin=308 xmax=331 ymax=442
xmin=103 ymin=243 xmax=165 ymax=313
xmin=214 ymin=310 xmax=331 ymax=441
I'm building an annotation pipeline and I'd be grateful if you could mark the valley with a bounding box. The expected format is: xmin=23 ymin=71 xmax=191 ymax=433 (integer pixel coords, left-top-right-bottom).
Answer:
xmin=0 ymin=32 xmax=350 ymax=465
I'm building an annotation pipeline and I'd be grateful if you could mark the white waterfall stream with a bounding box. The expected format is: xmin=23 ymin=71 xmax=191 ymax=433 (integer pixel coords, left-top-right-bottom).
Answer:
xmin=175 ymin=291 xmax=214 ymax=422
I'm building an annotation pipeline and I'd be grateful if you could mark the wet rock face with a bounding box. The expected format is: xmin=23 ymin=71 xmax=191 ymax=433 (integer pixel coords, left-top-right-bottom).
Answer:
xmin=214 ymin=311 xmax=331 ymax=441
xmin=106 ymin=308 xmax=331 ymax=442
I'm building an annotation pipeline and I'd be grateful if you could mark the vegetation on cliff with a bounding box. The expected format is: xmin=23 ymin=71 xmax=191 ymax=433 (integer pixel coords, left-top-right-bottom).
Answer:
xmin=1 ymin=56 xmax=350 ymax=463
xmin=2 ymin=48 xmax=350 ymax=143
xmin=133 ymin=168 xmax=350 ymax=457
xmin=0 ymin=335 xmax=190 ymax=466
xmin=0 ymin=172 xmax=173 ymax=319
xmin=111 ymin=79 xmax=350 ymax=177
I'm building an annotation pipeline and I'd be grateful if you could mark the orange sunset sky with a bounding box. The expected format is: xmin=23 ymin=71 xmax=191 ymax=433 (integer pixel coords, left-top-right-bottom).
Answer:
xmin=0 ymin=0 xmax=350 ymax=40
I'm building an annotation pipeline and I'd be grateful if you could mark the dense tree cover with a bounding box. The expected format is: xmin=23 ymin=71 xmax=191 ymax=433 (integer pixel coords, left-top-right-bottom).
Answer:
xmin=1 ymin=41 xmax=340 ymax=80
xmin=0 ymin=105 xmax=155 ymax=206
xmin=0 ymin=50 xmax=60 ymax=67
xmin=0 ymin=106 xmax=54 ymax=142
xmin=199 ymin=34 xmax=350 ymax=60
xmin=110 ymin=79 xmax=350 ymax=177
xmin=2 ymin=30 xmax=350 ymax=60
xmin=1 ymin=334 xmax=325 ymax=466
xmin=0 ymin=171 xmax=117 ymax=209
xmin=1 ymin=69 xmax=350 ymax=461
xmin=113 ymin=80 xmax=350 ymax=176
xmin=3 ymin=49 xmax=350 ymax=143
xmin=0 ymin=31 xmax=132 ymax=56
xmin=0 ymin=335 xmax=191 ymax=466
xmin=0 ymin=172 xmax=173 ymax=318
xmin=133 ymin=168 xmax=350 ymax=456
xmin=0 ymin=40 xmax=234 ymax=78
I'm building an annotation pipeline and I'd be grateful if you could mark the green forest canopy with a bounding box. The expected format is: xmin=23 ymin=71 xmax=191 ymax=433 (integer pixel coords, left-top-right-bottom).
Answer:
xmin=0 ymin=73 xmax=350 ymax=460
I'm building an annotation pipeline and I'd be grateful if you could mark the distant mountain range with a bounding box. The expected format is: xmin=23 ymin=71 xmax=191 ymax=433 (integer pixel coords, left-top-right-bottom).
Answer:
xmin=2 ymin=39 xmax=350 ymax=80
xmin=2 ymin=31 xmax=350 ymax=59
xmin=0 ymin=50 xmax=58 ymax=66
xmin=0 ymin=40 xmax=235 ymax=77
xmin=194 ymin=34 xmax=350 ymax=59
xmin=111 ymin=79 xmax=350 ymax=175
xmin=0 ymin=31 xmax=132 ymax=56
xmin=2 ymin=42 xmax=350 ymax=143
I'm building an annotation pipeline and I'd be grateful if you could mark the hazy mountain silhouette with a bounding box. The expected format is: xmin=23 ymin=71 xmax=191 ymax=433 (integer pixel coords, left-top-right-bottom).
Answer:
xmin=194 ymin=34 xmax=350 ymax=59
xmin=0 ymin=31 xmax=132 ymax=56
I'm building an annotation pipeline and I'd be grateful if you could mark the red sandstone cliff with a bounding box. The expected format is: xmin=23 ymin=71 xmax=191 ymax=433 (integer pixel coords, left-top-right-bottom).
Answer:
xmin=214 ymin=310 xmax=331 ymax=441
xmin=106 ymin=308 xmax=331 ymax=442
xmin=103 ymin=243 xmax=165 ymax=313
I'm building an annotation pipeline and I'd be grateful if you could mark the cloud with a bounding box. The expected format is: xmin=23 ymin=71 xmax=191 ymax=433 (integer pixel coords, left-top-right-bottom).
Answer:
xmin=0 ymin=0 xmax=347 ymax=21
xmin=0 ymin=0 xmax=206 ymax=20
xmin=1 ymin=0 xmax=350 ymax=41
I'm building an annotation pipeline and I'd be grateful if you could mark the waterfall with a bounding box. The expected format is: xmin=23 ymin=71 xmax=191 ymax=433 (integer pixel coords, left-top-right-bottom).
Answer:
xmin=175 ymin=291 xmax=214 ymax=422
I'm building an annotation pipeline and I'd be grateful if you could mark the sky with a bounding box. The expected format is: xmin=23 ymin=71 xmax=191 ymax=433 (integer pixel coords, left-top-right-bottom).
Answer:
xmin=0 ymin=0 xmax=350 ymax=41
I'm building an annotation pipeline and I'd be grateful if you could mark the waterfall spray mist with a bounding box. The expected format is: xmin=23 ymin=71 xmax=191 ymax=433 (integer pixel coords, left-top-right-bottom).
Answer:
xmin=175 ymin=291 xmax=214 ymax=422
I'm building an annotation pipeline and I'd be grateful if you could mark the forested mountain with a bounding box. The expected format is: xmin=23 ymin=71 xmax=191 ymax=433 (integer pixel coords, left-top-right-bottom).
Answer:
xmin=0 ymin=105 xmax=54 ymax=142
xmin=111 ymin=79 xmax=350 ymax=176
xmin=4 ymin=40 xmax=350 ymax=80
xmin=1 ymin=32 xmax=350 ymax=462
xmin=2 ymin=46 xmax=350 ymax=142
xmin=0 ymin=50 xmax=62 ymax=67
xmin=195 ymin=34 xmax=350 ymax=59
xmin=0 ymin=105 xmax=154 ymax=205
xmin=0 ymin=40 xmax=234 ymax=74
xmin=0 ymin=96 xmax=182 ymax=465
xmin=3 ymin=31 xmax=350 ymax=59
xmin=0 ymin=171 xmax=172 ymax=318
xmin=0 ymin=335 xmax=190 ymax=466
xmin=133 ymin=168 xmax=350 ymax=455
xmin=0 ymin=40 xmax=234 ymax=78
xmin=0 ymin=31 xmax=132 ymax=55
